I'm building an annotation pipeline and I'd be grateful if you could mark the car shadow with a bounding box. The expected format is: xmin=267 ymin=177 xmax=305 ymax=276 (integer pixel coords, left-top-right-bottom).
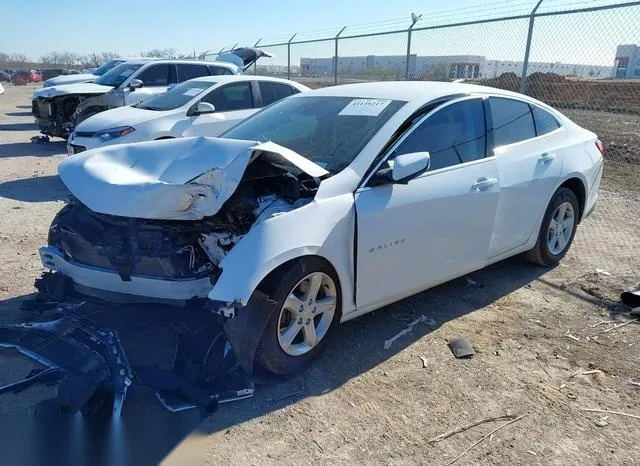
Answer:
xmin=0 ymin=122 xmax=39 ymax=131
xmin=0 ymin=256 xmax=550 ymax=464
xmin=197 ymin=257 xmax=548 ymax=433
xmin=0 ymin=175 xmax=68 ymax=202
xmin=0 ymin=141 xmax=66 ymax=158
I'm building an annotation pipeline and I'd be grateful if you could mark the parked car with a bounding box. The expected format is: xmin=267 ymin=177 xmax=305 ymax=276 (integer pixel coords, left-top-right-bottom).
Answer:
xmin=12 ymin=70 xmax=41 ymax=85
xmin=67 ymin=75 xmax=309 ymax=154
xmin=41 ymin=81 xmax=604 ymax=375
xmin=42 ymin=59 xmax=131 ymax=88
xmin=0 ymin=70 xmax=10 ymax=82
xmin=32 ymin=48 xmax=271 ymax=138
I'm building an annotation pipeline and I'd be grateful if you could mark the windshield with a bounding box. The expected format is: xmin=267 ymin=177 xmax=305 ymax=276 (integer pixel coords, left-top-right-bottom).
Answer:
xmin=93 ymin=59 xmax=123 ymax=76
xmin=94 ymin=63 xmax=143 ymax=87
xmin=136 ymin=80 xmax=213 ymax=111
xmin=221 ymin=96 xmax=405 ymax=173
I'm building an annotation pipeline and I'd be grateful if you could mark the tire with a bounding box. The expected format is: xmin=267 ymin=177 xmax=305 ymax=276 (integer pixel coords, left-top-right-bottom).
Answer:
xmin=525 ymin=187 xmax=579 ymax=266
xmin=254 ymin=257 xmax=342 ymax=375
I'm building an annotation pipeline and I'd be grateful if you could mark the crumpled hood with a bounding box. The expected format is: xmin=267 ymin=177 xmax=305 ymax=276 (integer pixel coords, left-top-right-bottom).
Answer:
xmin=58 ymin=137 xmax=328 ymax=220
xmin=74 ymin=105 xmax=165 ymax=133
xmin=33 ymin=82 xmax=114 ymax=99
xmin=43 ymin=73 xmax=98 ymax=87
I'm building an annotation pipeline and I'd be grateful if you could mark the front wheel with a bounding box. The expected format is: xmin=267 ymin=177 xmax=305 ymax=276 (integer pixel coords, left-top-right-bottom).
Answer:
xmin=254 ymin=257 xmax=341 ymax=375
xmin=526 ymin=187 xmax=579 ymax=266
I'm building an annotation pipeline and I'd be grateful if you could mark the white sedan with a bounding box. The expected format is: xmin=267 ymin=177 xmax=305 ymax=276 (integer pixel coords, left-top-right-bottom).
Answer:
xmin=67 ymin=76 xmax=310 ymax=154
xmin=43 ymin=82 xmax=604 ymax=375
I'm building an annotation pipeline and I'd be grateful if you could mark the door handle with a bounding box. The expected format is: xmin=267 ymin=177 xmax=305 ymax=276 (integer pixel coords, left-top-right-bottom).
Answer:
xmin=538 ymin=152 xmax=556 ymax=163
xmin=471 ymin=177 xmax=498 ymax=191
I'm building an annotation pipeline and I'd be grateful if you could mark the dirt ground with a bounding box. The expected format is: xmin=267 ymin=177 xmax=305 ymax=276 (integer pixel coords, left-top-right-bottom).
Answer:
xmin=0 ymin=83 xmax=639 ymax=465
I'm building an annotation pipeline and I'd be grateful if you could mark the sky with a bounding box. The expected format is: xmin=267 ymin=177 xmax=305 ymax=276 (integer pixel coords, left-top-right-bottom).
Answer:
xmin=2 ymin=0 xmax=637 ymax=66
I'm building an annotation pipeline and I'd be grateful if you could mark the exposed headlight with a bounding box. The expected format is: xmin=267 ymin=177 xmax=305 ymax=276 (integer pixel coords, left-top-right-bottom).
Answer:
xmin=95 ymin=126 xmax=135 ymax=142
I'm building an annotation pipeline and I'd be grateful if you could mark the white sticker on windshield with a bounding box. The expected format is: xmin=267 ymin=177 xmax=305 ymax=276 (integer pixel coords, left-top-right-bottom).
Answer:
xmin=338 ymin=99 xmax=392 ymax=116
xmin=120 ymin=69 xmax=134 ymax=77
xmin=183 ymin=88 xmax=204 ymax=97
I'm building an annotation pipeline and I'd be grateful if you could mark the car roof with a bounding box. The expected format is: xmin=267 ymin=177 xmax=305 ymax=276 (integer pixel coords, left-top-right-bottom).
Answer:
xmin=119 ymin=58 xmax=235 ymax=68
xmin=306 ymin=81 xmax=527 ymax=102
xmin=187 ymin=75 xmax=306 ymax=86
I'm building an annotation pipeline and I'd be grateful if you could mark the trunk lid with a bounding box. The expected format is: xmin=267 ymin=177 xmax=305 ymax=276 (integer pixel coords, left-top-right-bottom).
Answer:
xmin=216 ymin=47 xmax=272 ymax=71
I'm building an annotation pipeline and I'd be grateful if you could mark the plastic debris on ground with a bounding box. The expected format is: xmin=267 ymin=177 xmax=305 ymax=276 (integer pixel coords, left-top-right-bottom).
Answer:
xmin=0 ymin=275 xmax=257 ymax=417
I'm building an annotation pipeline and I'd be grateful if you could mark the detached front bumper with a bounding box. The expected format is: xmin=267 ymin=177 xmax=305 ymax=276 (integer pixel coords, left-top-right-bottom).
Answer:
xmin=39 ymin=246 xmax=214 ymax=301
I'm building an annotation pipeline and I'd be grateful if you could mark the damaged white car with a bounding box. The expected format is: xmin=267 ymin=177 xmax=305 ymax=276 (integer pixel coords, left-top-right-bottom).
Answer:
xmin=41 ymin=82 xmax=604 ymax=375
xmin=32 ymin=48 xmax=271 ymax=138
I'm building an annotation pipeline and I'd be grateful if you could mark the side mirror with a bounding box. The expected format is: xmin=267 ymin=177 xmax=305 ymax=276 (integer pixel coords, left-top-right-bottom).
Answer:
xmin=391 ymin=151 xmax=431 ymax=183
xmin=194 ymin=102 xmax=216 ymax=115
xmin=129 ymin=79 xmax=143 ymax=90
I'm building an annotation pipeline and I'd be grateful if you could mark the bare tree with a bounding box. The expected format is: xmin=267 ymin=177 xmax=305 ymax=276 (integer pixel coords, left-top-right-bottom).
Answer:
xmin=84 ymin=52 xmax=120 ymax=67
xmin=140 ymin=48 xmax=178 ymax=59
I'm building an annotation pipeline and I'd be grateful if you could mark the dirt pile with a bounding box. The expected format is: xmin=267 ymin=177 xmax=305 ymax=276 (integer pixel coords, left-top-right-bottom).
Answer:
xmin=473 ymin=72 xmax=640 ymax=114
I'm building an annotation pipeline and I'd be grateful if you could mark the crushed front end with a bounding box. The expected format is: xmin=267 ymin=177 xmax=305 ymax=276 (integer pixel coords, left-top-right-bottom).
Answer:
xmin=41 ymin=155 xmax=317 ymax=305
xmin=32 ymin=95 xmax=83 ymax=138
xmin=32 ymin=89 xmax=124 ymax=138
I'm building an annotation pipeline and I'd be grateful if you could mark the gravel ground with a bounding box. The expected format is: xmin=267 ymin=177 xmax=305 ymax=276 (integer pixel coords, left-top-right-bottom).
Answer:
xmin=0 ymin=83 xmax=639 ymax=465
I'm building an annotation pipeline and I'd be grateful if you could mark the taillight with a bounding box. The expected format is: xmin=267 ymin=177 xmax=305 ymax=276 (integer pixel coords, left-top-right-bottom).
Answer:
xmin=595 ymin=139 xmax=606 ymax=156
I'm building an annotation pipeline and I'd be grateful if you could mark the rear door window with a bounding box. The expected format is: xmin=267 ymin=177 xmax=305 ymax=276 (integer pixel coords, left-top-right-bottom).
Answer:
xmin=201 ymin=82 xmax=254 ymax=111
xmin=177 ymin=64 xmax=211 ymax=82
xmin=531 ymin=105 xmax=561 ymax=136
xmin=136 ymin=64 xmax=173 ymax=86
xmin=488 ymin=97 xmax=536 ymax=147
xmin=258 ymin=81 xmax=297 ymax=106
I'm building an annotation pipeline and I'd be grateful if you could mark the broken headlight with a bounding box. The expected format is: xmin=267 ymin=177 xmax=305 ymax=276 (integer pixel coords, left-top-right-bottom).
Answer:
xmin=95 ymin=126 xmax=135 ymax=142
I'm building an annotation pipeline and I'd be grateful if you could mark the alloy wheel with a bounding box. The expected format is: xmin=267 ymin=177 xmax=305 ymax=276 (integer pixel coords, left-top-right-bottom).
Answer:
xmin=277 ymin=272 xmax=337 ymax=356
xmin=547 ymin=201 xmax=575 ymax=255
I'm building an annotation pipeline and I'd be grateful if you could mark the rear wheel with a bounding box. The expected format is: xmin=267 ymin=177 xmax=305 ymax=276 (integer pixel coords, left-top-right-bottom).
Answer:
xmin=254 ymin=257 xmax=341 ymax=375
xmin=525 ymin=187 xmax=579 ymax=266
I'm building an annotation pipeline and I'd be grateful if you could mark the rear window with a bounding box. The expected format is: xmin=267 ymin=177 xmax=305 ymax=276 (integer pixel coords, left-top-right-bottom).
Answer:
xmin=489 ymin=97 xmax=536 ymax=147
xmin=208 ymin=65 xmax=234 ymax=76
xmin=531 ymin=105 xmax=561 ymax=136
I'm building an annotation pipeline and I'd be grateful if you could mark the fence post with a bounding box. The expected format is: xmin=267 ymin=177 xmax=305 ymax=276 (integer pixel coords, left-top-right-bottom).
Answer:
xmin=334 ymin=26 xmax=347 ymax=85
xmin=405 ymin=22 xmax=417 ymax=80
xmin=254 ymin=38 xmax=261 ymax=75
xmin=520 ymin=0 xmax=543 ymax=94
xmin=287 ymin=34 xmax=297 ymax=80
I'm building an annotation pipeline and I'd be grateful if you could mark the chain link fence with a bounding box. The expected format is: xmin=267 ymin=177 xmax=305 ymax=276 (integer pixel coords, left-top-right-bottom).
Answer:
xmin=207 ymin=0 xmax=639 ymax=164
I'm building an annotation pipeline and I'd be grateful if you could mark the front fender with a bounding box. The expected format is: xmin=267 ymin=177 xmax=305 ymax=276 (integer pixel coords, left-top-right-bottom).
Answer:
xmin=209 ymin=194 xmax=356 ymax=314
